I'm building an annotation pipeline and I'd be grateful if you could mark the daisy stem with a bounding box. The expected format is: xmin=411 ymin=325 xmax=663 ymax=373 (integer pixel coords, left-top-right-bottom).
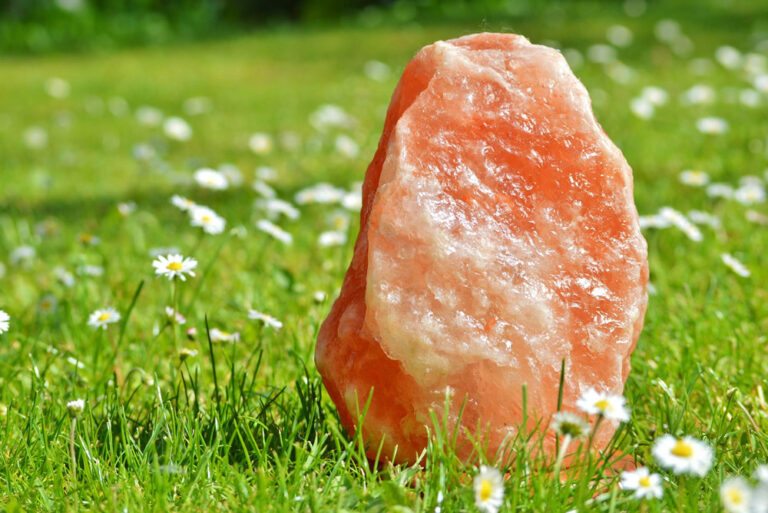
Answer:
xmin=171 ymin=277 xmax=179 ymax=351
xmin=69 ymin=417 xmax=79 ymax=508
xmin=553 ymin=434 xmax=571 ymax=484
xmin=677 ymin=476 xmax=686 ymax=513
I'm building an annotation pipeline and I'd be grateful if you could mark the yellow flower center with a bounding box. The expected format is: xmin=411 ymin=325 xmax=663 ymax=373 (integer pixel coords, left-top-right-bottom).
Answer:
xmin=479 ymin=479 xmax=493 ymax=502
xmin=167 ymin=262 xmax=183 ymax=271
xmin=670 ymin=439 xmax=693 ymax=458
xmin=97 ymin=313 xmax=111 ymax=322
xmin=728 ymin=489 xmax=744 ymax=504
xmin=594 ymin=399 xmax=611 ymax=412
xmin=201 ymin=216 xmax=211 ymax=223
xmin=639 ymin=476 xmax=651 ymax=488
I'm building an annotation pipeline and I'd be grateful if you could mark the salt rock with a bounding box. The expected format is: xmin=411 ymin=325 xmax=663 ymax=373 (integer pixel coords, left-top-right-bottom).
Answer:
xmin=315 ymin=33 xmax=648 ymax=463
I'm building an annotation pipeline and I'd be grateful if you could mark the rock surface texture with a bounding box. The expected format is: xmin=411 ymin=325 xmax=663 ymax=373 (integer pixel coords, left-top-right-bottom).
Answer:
xmin=315 ymin=33 xmax=648 ymax=463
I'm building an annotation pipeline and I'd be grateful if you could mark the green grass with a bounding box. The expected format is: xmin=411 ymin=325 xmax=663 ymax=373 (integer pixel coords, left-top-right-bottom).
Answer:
xmin=1 ymin=1 xmax=768 ymax=511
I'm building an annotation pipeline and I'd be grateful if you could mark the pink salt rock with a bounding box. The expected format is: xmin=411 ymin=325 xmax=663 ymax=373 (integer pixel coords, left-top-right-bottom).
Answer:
xmin=315 ymin=33 xmax=648 ymax=463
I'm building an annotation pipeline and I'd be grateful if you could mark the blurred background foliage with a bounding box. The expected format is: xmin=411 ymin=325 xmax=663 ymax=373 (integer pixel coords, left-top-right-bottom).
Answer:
xmin=0 ymin=0 xmax=766 ymax=54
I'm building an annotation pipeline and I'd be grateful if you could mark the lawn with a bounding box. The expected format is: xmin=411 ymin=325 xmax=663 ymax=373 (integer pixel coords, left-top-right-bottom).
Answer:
xmin=1 ymin=1 xmax=768 ymax=511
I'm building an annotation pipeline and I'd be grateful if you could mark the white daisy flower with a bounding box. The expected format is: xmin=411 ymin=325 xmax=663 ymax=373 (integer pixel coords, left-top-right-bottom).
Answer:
xmin=135 ymin=106 xmax=163 ymax=126
xmin=363 ymin=60 xmax=391 ymax=81
xmin=619 ymin=467 xmax=663 ymax=499
xmin=335 ymin=134 xmax=359 ymax=158
xmin=341 ymin=189 xmax=362 ymax=211
xmin=152 ymin=254 xmax=198 ymax=281
xmin=0 ymin=310 xmax=9 ymax=334
xmin=313 ymin=291 xmax=327 ymax=303
xmin=659 ymin=207 xmax=702 ymax=242
xmin=248 ymin=133 xmax=273 ymax=155
xmin=715 ymin=45 xmax=743 ymax=69
xmin=39 ymin=294 xmax=58 ymax=314
xmin=630 ymin=97 xmax=654 ymax=119
xmin=10 ymin=245 xmax=36 ymax=266
xmin=309 ymin=104 xmax=354 ymax=131
xmin=641 ymin=86 xmax=668 ymax=106
xmin=679 ymin=169 xmax=709 ymax=187
xmin=165 ymin=306 xmax=186 ymax=325
xmin=117 ymin=202 xmax=136 ymax=217
xmin=720 ymin=477 xmax=752 ymax=513
xmin=88 ymin=308 xmax=121 ymax=330
xmin=255 ymin=198 xmax=300 ymax=220
xmin=687 ymin=210 xmax=721 ymax=229
xmin=551 ymin=411 xmax=589 ymax=439
xmin=45 ymin=77 xmax=70 ymax=99
xmin=722 ymin=253 xmax=750 ymax=278
xmin=66 ymin=398 xmax=85 ymax=418
xmin=575 ymin=388 xmax=630 ymax=422
xmin=179 ymin=347 xmax=198 ymax=362
xmin=295 ymin=183 xmax=345 ymax=205
xmin=318 ymin=231 xmax=347 ymax=247
xmin=606 ymin=24 xmax=633 ymax=47
xmin=171 ymin=195 xmax=197 ymax=211
xmin=586 ymin=44 xmax=617 ymax=64
xmin=734 ymin=183 xmax=766 ymax=205
xmin=163 ymin=117 xmax=192 ymax=141
xmin=652 ymin=434 xmax=714 ymax=476
xmin=209 ymin=328 xmax=240 ymax=343
xmin=78 ymin=265 xmax=104 ymax=276
xmin=253 ymin=179 xmax=277 ymax=198
xmin=255 ymin=166 xmax=278 ymax=182
xmin=706 ymin=183 xmax=734 ymax=199
xmin=256 ymin=219 xmax=293 ymax=245
xmin=218 ymin=163 xmax=243 ymax=186
xmin=54 ymin=266 xmax=75 ymax=287
xmin=190 ymin=205 xmax=226 ymax=235
xmin=248 ymin=309 xmax=283 ymax=330
xmin=697 ymin=117 xmax=729 ymax=135
xmin=682 ymin=84 xmax=716 ymax=105
xmin=182 ymin=96 xmax=212 ymax=116
xmin=474 ymin=466 xmax=504 ymax=513
xmin=194 ymin=168 xmax=229 ymax=190
xmin=23 ymin=126 xmax=48 ymax=149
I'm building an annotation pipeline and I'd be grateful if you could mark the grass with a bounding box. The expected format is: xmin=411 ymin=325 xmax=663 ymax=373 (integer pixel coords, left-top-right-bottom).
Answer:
xmin=1 ymin=1 xmax=768 ymax=511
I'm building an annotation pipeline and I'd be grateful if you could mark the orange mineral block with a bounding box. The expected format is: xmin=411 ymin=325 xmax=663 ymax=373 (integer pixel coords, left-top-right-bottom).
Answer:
xmin=315 ymin=33 xmax=648 ymax=464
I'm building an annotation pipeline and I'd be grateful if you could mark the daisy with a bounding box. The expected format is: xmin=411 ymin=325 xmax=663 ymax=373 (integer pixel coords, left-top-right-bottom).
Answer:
xmin=722 ymin=253 xmax=750 ymax=278
xmin=551 ymin=411 xmax=589 ymax=439
xmin=182 ymin=96 xmax=211 ymax=116
xmin=720 ymin=477 xmax=752 ymax=513
xmin=679 ymin=169 xmax=709 ymax=187
xmin=641 ymin=86 xmax=668 ymax=106
xmin=209 ymin=328 xmax=240 ymax=343
xmin=295 ymin=183 xmax=345 ymax=205
xmin=576 ymin=388 xmax=630 ymax=422
xmin=697 ymin=117 xmax=729 ymax=135
xmin=682 ymin=84 xmax=716 ymax=105
xmin=255 ymin=198 xmax=300 ymax=220
xmin=652 ymin=434 xmax=714 ymax=476
xmin=39 ymin=294 xmax=58 ymax=314
xmin=335 ymin=134 xmax=359 ymax=158
xmin=190 ymin=205 xmax=226 ymax=235
xmin=309 ymin=104 xmax=353 ymax=131
xmin=474 ymin=466 xmax=504 ymax=513
xmin=163 ymin=117 xmax=192 ymax=141
xmin=152 ymin=254 xmax=198 ymax=281
xmin=248 ymin=133 xmax=273 ymax=155
xmin=10 ymin=245 xmax=35 ymax=266
xmin=171 ymin=195 xmax=196 ymax=212
xmin=88 ymin=308 xmax=121 ymax=330
xmin=606 ymin=24 xmax=633 ymax=47
xmin=135 ymin=106 xmax=163 ymax=126
xmin=318 ymin=231 xmax=347 ymax=247
xmin=341 ymin=189 xmax=362 ymax=210
xmin=619 ymin=467 xmax=663 ymax=499
xmin=253 ymin=180 xmax=277 ymax=198
xmin=179 ymin=347 xmax=198 ymax=362
xmin=734 ymin=183 xmax=766 ymax=205
xmin=248 ymin=309 xmax=283 ymax=330
xmin=706 ymin=183 xmax=735 ymax=199
xmin=256 ymin=219 xmax=293 ymax=245
xmin=0 ymin=310 xmax=9 ymax=334
xmin=45 ymin=77 xmax=70 ymax=99
xmin=117 ymin=202 xmax=136 ymax=216
xmin=194 ymin=168 xmax=228 ymax=190
xmin=630 ymin=97 xmax=654 ymax=119
xmin=165 ymin=306 xmax=186 ymax=325
xmin=362 ymin=60 xmax=391 ymax=83
xmin=66 ymin=398 xmax=85 ymax=418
